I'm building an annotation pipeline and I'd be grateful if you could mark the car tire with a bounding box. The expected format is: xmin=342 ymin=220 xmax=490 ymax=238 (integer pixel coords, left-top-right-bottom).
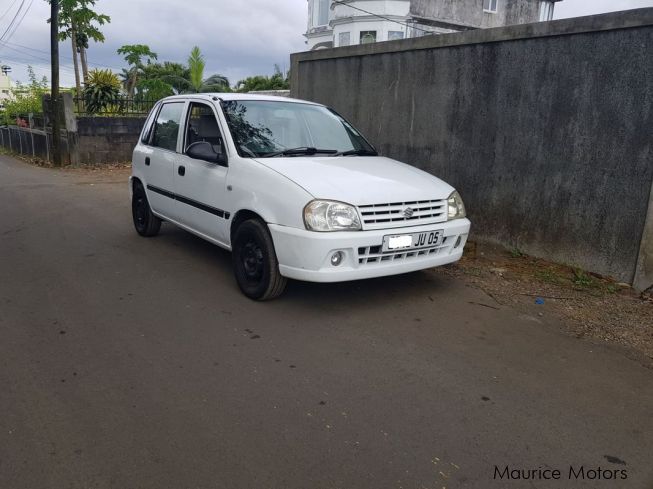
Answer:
xmin=132 ymin=181 xmax=162 ymax=237
xmin=232 ymin=219 xmax=287 ymax=300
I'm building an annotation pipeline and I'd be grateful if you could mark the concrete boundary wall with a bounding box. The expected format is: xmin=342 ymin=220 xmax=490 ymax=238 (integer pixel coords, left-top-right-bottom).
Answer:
xmin=291 ymin=9 xmax=653 ymax=289
xmin=76 ymin=117 xmax=146 ymax=165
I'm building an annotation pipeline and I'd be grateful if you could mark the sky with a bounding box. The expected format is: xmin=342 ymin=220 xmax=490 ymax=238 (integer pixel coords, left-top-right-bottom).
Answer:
xmin=0 ymin=0 xmax=651 ymax=87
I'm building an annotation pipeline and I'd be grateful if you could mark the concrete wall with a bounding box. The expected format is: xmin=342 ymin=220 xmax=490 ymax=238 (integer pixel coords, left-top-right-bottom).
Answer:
xmin=410 ymin=0 xmax=542 ymax=29
xmin=77 ymin=117 xmax=145 ymax=165
xmin=635 ymin=183 xmax=653 ymax=292
xmin=291 ymin=9 xmax=653 ymax=288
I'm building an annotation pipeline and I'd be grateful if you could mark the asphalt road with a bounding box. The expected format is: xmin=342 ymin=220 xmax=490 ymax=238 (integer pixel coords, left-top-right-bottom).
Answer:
xmin=1 ymin=155 xmax=652 ymax=489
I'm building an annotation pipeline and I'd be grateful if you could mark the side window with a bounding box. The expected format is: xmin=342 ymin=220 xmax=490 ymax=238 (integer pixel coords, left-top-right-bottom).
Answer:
xmin=185 ymin=102 xmax=225 ymax=155
xmin=151 ymin=102 xmax=184 ymax=152
xmin=140 ymin=104 xmax=159 ymax=144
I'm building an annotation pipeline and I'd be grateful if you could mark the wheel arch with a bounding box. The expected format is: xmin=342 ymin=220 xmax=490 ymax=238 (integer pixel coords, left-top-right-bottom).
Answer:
xmin=230 ymin=209 xmax=266 ymax=242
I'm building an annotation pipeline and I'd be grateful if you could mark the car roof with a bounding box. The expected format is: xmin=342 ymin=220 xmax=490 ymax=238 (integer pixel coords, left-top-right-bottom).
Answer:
xmin=159 ymin=93 xmax=323 ymax=106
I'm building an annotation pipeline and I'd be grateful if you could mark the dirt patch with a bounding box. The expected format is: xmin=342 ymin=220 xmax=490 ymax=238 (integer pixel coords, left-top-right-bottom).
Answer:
xmin=435 ymin=241 xmax=653 ymax=361
xmin=0 ymin=147 xmax=131 ymax=174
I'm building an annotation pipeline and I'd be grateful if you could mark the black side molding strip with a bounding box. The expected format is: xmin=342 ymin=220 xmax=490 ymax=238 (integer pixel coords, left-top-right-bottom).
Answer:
xmin=147 ymin=184 xmax=231 ymax=220
xmin=147 ymin=184 xmax=175 ymax=200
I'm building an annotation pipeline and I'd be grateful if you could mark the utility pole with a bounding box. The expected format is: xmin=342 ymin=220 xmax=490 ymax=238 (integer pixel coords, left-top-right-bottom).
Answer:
xmin=50 ymin=0 xmax=62 ymax=166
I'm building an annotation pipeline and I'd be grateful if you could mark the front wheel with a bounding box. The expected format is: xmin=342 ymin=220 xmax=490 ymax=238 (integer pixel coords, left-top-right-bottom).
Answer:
xmin=132 ymin=182 xmax=161 ymax=237
xmin=232 ymin=219 xmax=287 ymax=300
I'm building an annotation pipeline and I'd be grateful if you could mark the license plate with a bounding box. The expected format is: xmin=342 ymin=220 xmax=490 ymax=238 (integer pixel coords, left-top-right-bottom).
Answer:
xmin=382 ymin=230 xmax=444 ymax=251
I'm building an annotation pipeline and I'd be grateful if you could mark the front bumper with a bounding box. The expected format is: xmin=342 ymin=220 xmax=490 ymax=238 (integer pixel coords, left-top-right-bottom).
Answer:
xmin=269 ymin=218 xmax=471 ymax=283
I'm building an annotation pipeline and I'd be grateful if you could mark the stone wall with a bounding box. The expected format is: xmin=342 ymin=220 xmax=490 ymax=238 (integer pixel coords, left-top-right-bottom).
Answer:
xmin=77 ymin=117 xmax=146 ymax=165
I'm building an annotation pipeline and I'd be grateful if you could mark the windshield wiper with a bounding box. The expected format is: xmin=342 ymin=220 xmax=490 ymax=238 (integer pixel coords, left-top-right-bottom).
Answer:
xmin=259 ymin=147 xmax=339 ymax=158
xmin=332 ymin=149 xmax=378 ymax=157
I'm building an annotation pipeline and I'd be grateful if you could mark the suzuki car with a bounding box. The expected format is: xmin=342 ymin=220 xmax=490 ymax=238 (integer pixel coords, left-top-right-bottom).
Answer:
xmin=130 ymin=94 xmax=470 ymax=300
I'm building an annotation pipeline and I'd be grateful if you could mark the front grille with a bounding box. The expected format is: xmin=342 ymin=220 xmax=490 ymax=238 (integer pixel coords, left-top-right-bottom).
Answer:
xmin=357 ymin=200 xmax=447 ymax=230
xmin=357 ymin=241 xmax=448 ymax=265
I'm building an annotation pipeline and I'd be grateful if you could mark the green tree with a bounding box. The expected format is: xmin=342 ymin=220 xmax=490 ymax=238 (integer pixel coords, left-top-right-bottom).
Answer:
xmin=139 ymin=61 xmax=189 ymax=95
xmin=49 ymin=0 xmax=110 ymax=95
xmin=117 ymin=44 xmax=158 ymax=97
xmin=235 ymin=65 xmax=289 ymax=93
xmin=3 ymin=66 xmax=49 ymax=125
xmin=182 ymin=46 xmax=229 ymax=93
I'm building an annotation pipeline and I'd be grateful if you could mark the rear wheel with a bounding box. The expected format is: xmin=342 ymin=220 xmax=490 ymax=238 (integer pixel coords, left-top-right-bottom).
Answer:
xmin=132 ymin=181 xmax=161 ymax=237
xmin=232 ymin=219 xmax=287 ymax=300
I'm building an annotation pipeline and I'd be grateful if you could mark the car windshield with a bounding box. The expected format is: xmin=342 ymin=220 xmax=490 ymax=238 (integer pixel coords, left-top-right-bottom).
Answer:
xmin=221 ymin=100 xmax=377 ymax=158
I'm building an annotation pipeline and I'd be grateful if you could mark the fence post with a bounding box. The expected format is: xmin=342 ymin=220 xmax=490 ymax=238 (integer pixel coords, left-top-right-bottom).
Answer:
xmin=8 ymin=128 xmax=11 ymax=151
xmin=18 ymin=128 xmax=23 ymax=154
xmin=28 ymin=113 xmax=36 ymax=158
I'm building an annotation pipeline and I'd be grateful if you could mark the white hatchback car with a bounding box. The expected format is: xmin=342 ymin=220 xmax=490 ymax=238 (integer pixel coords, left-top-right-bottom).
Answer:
xmin=131 ymin=94 xmax=470 ymax=300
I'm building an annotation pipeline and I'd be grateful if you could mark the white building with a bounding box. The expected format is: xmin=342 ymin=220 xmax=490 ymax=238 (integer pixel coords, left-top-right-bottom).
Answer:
xmin=0 ymin=71 xmax=13 ymax=107
xmin=305 ymin=0 xmax=562 ymax=50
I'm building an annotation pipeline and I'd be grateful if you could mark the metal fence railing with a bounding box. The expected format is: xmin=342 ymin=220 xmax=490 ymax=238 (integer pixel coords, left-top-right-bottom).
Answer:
xmin=0 ymin=125 xmax=71 ymax=164
xmin=73 ymin=97 xmax=158 ymax=116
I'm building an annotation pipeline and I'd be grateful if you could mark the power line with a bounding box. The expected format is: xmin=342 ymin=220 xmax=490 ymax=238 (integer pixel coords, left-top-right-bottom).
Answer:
xmin=0 ymin=0 xmax=26 ymax=44
xmin=0 ymin=48 xmax=81 ymax=77
xmin=0 ymin=0 xmax=20 ymax=22
xmin=331 ymin=0 xmax=433 ymax=35
xmin=0 ymin=42 xmax=78 ymax=74
xmin=0 ymin=39 xmax=125 ymax=71
xmin=0 ymin=55 xmax=77 ymax=78
xmin=2 ymin=0 xmax=34 ymax=46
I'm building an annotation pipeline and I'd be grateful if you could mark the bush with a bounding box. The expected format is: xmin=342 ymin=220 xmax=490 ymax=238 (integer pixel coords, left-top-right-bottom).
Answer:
xmin=83 ymin=69 xmax=121 ymax=114
xmin=2 ymin=66 xmax=48 ymax=125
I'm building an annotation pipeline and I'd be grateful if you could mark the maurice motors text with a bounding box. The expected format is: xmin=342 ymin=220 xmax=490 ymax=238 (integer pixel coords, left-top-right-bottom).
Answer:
xmin=494 ymin=465 xmax=627 ymax=481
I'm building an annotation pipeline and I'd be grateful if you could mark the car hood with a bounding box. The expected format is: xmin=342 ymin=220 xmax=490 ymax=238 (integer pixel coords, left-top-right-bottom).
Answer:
xmin=253 ymin=156 xmax=454 ymax=205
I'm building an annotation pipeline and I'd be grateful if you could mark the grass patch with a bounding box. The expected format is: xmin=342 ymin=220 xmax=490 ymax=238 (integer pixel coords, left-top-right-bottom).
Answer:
xmin=573 ymin=268 xmax=597 ymax=288
xmin=509 ymin=248 xmax=524 ymax=258
xmin=535 ymin=268 xmax=564 ymax=284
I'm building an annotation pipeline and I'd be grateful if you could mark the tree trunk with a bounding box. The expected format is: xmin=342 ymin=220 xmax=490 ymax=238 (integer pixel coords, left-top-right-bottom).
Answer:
xmin=71 ymin=26 xmax=81 ymax=98
xmin=129 ymin=70 xmax=138 ymax=98
xmin=80 ymin=46 xmax=89 ymax=83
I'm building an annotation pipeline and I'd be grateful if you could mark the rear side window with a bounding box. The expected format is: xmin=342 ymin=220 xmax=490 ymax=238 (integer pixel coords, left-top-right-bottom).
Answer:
xmin=140 ymin=105 xmax=159 ymax=144
xmin=151 ymin=102 xmax=184 ymax=152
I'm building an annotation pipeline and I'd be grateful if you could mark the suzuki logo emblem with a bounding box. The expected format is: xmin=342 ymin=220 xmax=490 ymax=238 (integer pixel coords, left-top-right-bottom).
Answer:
xmin=403 ymin=207 xmax=414 ymax=218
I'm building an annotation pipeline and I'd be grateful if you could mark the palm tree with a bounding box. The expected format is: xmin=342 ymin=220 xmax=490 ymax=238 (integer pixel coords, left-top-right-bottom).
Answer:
xmin=141 ymin=62 xmax=190 ymax=94
xmin=182 ymin=46 xmax=230 ymax=93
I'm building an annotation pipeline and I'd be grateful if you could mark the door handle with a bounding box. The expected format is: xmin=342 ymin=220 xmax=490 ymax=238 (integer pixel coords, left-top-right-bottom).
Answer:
xmin=178 ymin=166 xmax=185 ymax=176
xmin=145 ymin=157 xmax=150 ymax=166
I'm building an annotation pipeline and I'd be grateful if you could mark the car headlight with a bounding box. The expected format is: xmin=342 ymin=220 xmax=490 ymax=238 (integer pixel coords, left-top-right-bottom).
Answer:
xmin=304 ymin=200 xmax=362 ymax=232
xmin=447 ymin=191 xmax=466 ymax=220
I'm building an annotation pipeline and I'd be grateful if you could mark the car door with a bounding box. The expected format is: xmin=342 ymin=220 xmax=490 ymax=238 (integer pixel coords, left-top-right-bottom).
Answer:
xmin=143 ymin=101 xmax=185 ymax=219
xmin=173 ymin=101 xmax=231 ymax=245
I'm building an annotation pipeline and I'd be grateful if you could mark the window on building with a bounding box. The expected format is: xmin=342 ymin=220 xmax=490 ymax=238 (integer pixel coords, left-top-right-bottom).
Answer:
xmin=539 ymin=1 xmax=554 ymax=21
xmin=388 ymin=31 xmax=405 ymax=41
xmin=360 ymin=31 xmax=377 ymax=44
xmin=338 ymin=32 xmax=351 ymax=47
xmin=151 ymin=102 xmax=184 ymax=152
xmin=314 ymin=0 xmax=329 ymax=26
xmin=483 ymin=0 xmax=498 ymax=13
xmin=1 ymin=89 xmax=8 ymax=94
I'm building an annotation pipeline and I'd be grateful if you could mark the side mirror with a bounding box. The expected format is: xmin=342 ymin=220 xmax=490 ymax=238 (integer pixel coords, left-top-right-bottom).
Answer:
xmin=186 ymin=141 xmax=227 ymax=166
